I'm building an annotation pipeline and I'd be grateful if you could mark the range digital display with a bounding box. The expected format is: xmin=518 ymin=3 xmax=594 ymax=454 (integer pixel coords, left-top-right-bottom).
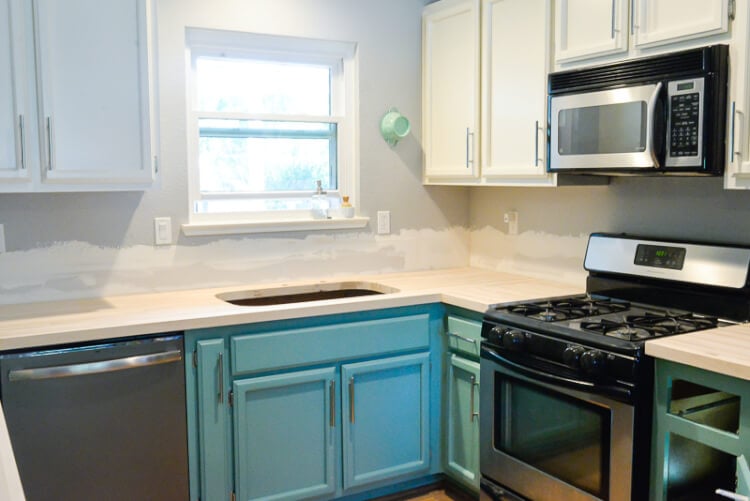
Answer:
xmin=634 ymin=244 xmax=686 ymax=270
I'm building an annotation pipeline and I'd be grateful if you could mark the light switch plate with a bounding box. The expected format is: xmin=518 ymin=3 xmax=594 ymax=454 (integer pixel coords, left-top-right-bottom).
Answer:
xmin=377 ymin=211 xmax=391 ymax=235
xmin=154 ymin=217 xmax=172 ymax=245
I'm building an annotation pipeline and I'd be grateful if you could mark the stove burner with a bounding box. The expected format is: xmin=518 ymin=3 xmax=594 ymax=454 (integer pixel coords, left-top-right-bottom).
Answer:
xmin=504 ymin=296 xmax=630 ymax=322
xmin=581 ymin=312 xmax=720 ymax=340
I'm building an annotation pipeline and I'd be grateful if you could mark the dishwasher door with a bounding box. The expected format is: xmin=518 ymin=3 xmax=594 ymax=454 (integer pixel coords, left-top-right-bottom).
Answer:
xmin=0 ymin=334 xmax=189 ymax=501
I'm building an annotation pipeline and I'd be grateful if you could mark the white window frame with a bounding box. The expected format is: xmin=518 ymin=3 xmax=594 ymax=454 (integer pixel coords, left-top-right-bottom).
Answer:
xmin=182 ymin=28 xmax=365 ymax=236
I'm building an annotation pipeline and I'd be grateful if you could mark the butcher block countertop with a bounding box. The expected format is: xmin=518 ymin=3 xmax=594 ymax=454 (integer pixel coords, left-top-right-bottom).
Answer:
xmin=0 ymin=267 xmax=583 ymax=351
xmin=646 ymin=322 xmax=750 ymax=380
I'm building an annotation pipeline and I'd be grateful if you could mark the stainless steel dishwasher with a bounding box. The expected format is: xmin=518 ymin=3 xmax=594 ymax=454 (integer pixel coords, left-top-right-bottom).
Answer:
xmin=0 ymin=333 xmax=189 ymax=500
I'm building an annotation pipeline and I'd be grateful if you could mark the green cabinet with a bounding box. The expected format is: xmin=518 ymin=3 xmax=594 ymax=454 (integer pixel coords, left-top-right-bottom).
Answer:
xmin=442 ymin=312 xmax=482 ymax=492
xmin=445 ymin=354 xmax=480 ymax=489
xmin=234 ymin=367 xmax=338 ymax=501
xmin=186 ymin=307 xmax=438 ymax=501
xmin=652 ymin=359 xmax=750 ymax=500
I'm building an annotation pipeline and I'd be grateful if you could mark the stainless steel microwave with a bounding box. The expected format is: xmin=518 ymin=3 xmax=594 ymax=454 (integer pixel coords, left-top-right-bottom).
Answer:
xmin=547 ymin=45 xmax=728 ymax=176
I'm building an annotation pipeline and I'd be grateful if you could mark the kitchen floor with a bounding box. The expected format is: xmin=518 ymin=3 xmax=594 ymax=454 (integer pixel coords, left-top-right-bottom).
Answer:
xmin=406 ymin=490 xmax=461 ymax=500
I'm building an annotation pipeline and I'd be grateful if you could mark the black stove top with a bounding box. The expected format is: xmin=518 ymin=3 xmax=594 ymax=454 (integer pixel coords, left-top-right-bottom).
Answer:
xmin=489 ymin=294 xmax=723 ymax=343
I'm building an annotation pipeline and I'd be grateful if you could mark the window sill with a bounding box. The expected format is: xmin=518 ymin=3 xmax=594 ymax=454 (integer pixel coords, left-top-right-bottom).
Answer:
xmin=181 ymin=216 xmax=370 ymax=236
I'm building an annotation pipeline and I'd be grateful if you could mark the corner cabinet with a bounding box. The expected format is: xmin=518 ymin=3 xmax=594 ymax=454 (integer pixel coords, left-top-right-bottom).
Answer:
xmin=651 ymin=359 xmax=750 ymax=500
xmin=422 ymin=0 xmax=556 ymax=186
xmin=0 ymin=0 xmax=157 ymax=193
xmin=185 ymin=307 xmax=438 ymax=501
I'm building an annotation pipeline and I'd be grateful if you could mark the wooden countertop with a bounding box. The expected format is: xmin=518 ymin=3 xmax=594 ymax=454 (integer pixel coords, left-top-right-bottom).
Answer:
xmin=0 ymin=267 xmax=583 ymax=351
xmin=646 ymin=323 xmax=750 ymax=380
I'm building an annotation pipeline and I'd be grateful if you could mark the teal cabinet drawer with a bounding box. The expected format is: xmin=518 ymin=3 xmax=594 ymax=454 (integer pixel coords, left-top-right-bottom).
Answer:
xmin=446 ymin=315 xmax=482 ymax=358
xmin=231 ymin=314 xmax=429 ymax=375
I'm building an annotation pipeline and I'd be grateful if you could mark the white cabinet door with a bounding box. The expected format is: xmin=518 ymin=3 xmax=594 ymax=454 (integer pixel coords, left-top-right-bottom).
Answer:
xmin=633 ymin=0 xmax=730 ymax=48
xmin=423 ymin=0 xmax=480 ymax=181
xmin=0 ymin=0 xmax=29 ymax=185
xmin=481 ymin=0 xmax=551 ymax=183
xmin=555 ymin=0 xmax=629 ymax=63
xmin=34 ymin=0 xmax=154 ymax=187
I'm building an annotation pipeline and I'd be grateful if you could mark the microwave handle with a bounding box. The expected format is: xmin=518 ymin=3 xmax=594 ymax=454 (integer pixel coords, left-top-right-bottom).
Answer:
xmin=646 ymin=82 xmax=664 ymax=167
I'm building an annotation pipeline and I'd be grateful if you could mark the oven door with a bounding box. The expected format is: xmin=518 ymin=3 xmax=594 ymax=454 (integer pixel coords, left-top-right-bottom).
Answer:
xmin=549 ymin=83 xmax=664 ymax=173
xmin=480 ymin=345 xmax=634 ymax=501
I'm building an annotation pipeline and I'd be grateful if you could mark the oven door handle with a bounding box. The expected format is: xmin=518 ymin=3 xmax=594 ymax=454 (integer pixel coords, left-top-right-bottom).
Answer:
xmin=481 ymin=346 xmax=632 ymax=401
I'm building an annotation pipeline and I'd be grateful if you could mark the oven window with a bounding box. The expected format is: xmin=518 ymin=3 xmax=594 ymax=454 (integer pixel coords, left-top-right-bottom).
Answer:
xmin=494 ymin=374 xmax=611 ymax=499
xmin=558 ymin=102 xmax=647 ymax=155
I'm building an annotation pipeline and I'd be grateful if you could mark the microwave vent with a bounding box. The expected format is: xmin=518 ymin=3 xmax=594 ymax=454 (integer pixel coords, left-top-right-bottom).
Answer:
xmin=549 ymin=45 xmax=727 ymax=94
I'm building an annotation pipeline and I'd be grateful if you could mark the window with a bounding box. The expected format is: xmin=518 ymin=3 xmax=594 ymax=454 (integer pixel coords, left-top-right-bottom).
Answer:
xmin=183 ymin=29 xmax=363 ymax=235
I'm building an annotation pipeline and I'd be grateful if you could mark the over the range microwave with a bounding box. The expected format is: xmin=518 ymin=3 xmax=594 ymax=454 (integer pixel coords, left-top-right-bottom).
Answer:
xmin=547 ymin=45 xmax=729 ymax=176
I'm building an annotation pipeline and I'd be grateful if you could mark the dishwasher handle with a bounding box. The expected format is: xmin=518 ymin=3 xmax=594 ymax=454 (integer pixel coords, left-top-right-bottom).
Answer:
xmin=8 ymin=350 xmax=183 ymax=382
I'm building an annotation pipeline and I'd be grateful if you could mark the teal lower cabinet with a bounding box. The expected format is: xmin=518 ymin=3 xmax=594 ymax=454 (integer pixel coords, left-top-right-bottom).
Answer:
xmin=442 ymin=312 xmax=482 ymax=493
xmin=445 ymin=354 xmax=480 ymax=490
xmin=233 ymin=367 xmax=338 ymax=501
xmin=651 ymin=359 xmax=750 ymax=500
xmin=185 ymin=307 xmax=439 ymax=501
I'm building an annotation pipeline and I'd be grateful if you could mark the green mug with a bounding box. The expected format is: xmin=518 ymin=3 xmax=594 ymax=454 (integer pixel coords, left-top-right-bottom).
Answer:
xmin=380 ymin=109 xmax=410 ymax=146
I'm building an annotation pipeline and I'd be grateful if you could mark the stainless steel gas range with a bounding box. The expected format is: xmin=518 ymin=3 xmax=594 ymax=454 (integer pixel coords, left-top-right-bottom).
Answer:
xmin=479 ymin=233 xmax=750 ymax=501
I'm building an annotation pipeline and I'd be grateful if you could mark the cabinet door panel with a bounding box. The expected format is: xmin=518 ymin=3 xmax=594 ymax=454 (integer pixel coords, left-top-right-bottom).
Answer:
xmin=634 ymin=0 xmax=729 ymax=48
xmin=34 ymin=0 xmax=153 ymax=185
xmin=555 ymin=0 xmax=629 ymax=63
xmin=481 ymin=0 xmax=550 ymax=181
xmin=422 ymin=0 xmax=480 ymax=180
xmin=196 ymin=339 xmax=232 ymax=501
xmin=342 ymin=352 xmax=430 ymax=489
xmin=234 ymin=367 xmax=337 ymax=501
xmin=446 ymin=354 xmax=480 ymax=490
xmin=0 ymin=0 xmax=28 ymax=183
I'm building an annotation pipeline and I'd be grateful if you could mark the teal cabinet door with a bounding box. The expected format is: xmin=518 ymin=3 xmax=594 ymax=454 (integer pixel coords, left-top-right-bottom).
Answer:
xmin=233 ymin=367 xmax=338 ymax=501
xmin=342 ymin=352 xmax=430 ymax=489
xmin=196 ymin=339 xmax=232 ymax=501
xmin=445 ymin=354 xmax=480 ymax=490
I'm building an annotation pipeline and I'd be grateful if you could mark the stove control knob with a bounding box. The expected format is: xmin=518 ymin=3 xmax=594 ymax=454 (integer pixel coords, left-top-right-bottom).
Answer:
xmin=580 ymin=350 xmax=605 ymax=374
xmin=562 ymin=345 xmax=586 ymax=368
xmin=488 ymin=326 xmax=506 ymax=345
xmin=502 ymin=330 xmax=526 ymax=351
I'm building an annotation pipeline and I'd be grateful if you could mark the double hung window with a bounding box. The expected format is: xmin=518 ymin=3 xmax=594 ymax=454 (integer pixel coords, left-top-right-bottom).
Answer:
xmin=184 ymin=29 xmax=359 ymax=234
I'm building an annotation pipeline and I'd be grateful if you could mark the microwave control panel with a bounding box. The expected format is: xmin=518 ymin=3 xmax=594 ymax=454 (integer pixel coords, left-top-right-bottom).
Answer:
xmin=666 ymin=78 xmax=704 ymax=167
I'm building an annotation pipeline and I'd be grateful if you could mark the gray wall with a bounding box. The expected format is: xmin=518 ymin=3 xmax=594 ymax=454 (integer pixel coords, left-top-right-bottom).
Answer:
xmin=471 ymin=176 xmax=750 ymax=245
xmin=0 ymin=0 xmax=469 ymax=252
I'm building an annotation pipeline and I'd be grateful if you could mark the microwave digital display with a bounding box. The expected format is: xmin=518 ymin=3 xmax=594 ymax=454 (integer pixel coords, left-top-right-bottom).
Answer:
xmin=634 ymin=244 xmax=686 ymax=270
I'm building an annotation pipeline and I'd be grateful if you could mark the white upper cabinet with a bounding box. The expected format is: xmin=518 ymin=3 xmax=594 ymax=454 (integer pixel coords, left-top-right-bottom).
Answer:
xmin=633 ymin=0 xmax=731 ymax=48
xmin=0 ymin=0 xmax=156 ymax=193
xmin=0 ymin=0 xmax=29 ymax=184
xmin=422 ymin=0 xmax=480 ymax=181
xmin=555 ymin=0 xmax=733 ymax=67
xmin=481 ymin=0 xmax=551 ymax=182
xmin=555 ymin=0 xmax=630 ymax=64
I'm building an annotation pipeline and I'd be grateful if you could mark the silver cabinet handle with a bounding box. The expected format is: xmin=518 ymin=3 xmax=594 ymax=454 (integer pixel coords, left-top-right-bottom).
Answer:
xmin=45 ymin=116 xmax=53 ymax=170
xmin=217 ymin=352 xmax=224 ymax=404
xmin=349 ymin=376 xmax=355 ymax=423
xmin=611 ymin=0 xmax=616 ymax=38
xmin=465 ymin=128 xmax=475 ymax=168
xmin=8 ymin=350 xmax=182 ymax=382
xmin=716 ymin=489 xmax=750 ymax=501
xmin=447 ymin=331 xmax=477 ymax=345
xmin=731 ymin=101 xmax=742 ymax=163
xmin=17 ymin=115 xmax=25 ymax=170
xmin=630 ymin=0 xmax=636 ymax=35
xmin=329 ymin=380 xmax=336 ymax=427
xmin=470 ymin=375 xmax=479 ymax=422
xmin=534 ymin=120 xmax=542 ymax=166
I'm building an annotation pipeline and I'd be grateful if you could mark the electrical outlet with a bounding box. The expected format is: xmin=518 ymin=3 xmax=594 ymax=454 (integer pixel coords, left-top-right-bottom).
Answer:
xmin=377 ymin=211 xmax=391 ymax=235
xmin=504 ymin=211 xmax=519 ymax=235
xmin=154 ymin=217 xmax=172 ymax=245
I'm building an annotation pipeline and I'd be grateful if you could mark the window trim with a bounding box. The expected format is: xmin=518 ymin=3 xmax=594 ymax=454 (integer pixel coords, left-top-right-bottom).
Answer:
xmin=183 ymin=28 xmax=361 ymax=234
